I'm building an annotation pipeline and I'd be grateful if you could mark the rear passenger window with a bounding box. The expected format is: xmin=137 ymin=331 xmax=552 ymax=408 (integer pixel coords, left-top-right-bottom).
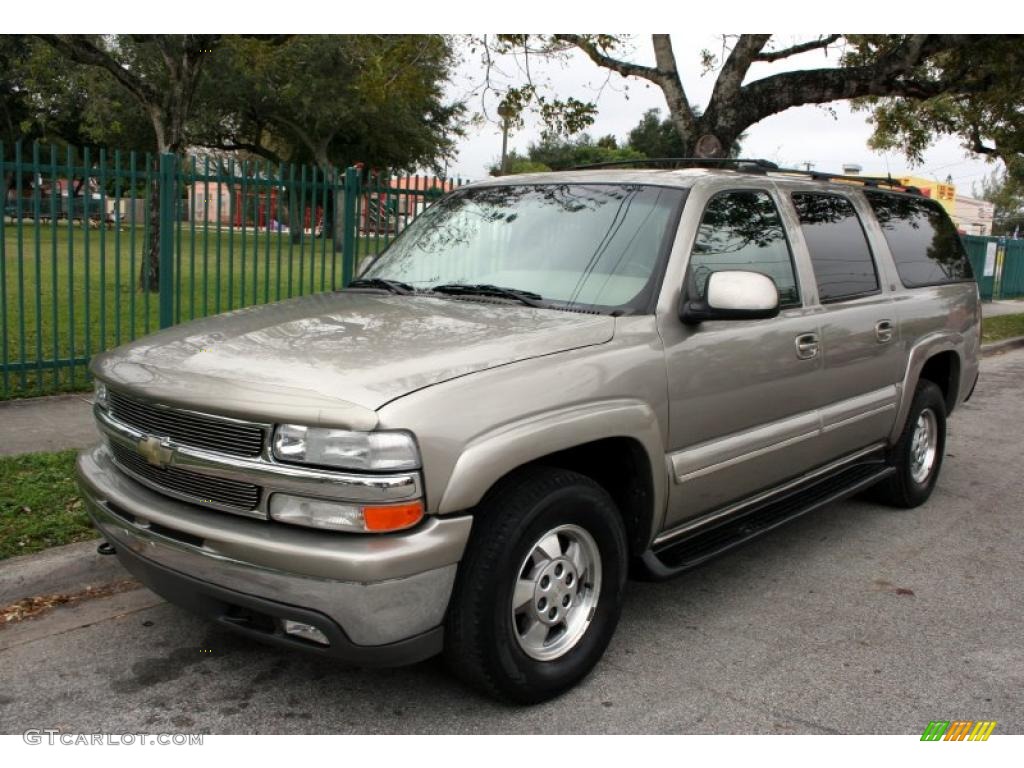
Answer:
xmin=792 ymin=193 xmax=879 ymax=302
xmin=865 ymin=192 xmax=974 ymax=287
xmin=689 ymin=190 xmax=800 ymax=308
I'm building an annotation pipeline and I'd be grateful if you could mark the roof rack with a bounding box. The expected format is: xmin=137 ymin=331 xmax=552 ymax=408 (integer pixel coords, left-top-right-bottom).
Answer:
xmin=771 ymin=167 xmax=924 ymax=195
xmin=571 ymin=157 xmax=780 ymax=173
xmin=569 ymin=157 xmax=923 ymax=195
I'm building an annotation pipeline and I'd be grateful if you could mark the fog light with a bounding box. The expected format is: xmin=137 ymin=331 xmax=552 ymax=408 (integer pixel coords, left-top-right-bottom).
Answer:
xmin=282 ymin=620 xmax=329 ymax=646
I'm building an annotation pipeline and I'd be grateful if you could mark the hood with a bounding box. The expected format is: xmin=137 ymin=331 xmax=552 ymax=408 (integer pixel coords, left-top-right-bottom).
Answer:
xmin=92 ymin=292 xmax=614 ymax=429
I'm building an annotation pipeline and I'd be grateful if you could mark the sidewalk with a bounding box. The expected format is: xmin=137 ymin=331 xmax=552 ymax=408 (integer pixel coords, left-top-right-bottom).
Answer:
xmin=982 ymin=299 xmax=1024 ymax=318
xmin=0 ymin=392 xmax=97 ymax=456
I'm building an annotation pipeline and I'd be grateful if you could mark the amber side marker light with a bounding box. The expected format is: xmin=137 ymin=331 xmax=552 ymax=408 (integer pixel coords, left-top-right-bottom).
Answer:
xmin=362 ymin=501 xmax=425 ymax=532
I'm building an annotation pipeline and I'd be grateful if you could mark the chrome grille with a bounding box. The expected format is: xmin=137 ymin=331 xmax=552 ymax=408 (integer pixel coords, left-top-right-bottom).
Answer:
xmin=108 ymin=391 xmax=264 ymax=457
xmin=110 ymin=441 xmax=262 ymax=513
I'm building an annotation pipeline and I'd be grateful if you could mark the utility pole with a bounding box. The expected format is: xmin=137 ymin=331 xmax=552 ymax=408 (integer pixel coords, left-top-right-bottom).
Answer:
xmin=497 ymin=102 xmax=512 ymax=176
xmin=802 ymin=161 xmax=816 ymax=172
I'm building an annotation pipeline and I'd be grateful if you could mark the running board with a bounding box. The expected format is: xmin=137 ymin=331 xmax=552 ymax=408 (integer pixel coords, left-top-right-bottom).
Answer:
xmin=641 ymin=460 xmax=895 ymax=579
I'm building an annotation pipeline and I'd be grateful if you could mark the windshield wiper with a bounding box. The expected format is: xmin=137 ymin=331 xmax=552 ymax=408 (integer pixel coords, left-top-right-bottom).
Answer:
xmin=345 ymin=277 xmax=415 ymax=295
xmin=430 ymin=283 xmax=546 ymax=308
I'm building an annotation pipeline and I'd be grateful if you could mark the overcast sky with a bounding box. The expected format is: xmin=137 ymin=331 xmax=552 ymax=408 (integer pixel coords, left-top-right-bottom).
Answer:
xmin=443 ymin=34 xmax=999 ymax=196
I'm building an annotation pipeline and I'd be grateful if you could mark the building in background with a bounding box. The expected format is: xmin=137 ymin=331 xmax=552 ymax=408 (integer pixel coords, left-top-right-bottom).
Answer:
xmin=894 ymin=175 xmax=957 ymax=217
xmin=842 ymin=164 xmax=994 ymax=236
xmin=952 ymin=194 xmax=995 ymax=236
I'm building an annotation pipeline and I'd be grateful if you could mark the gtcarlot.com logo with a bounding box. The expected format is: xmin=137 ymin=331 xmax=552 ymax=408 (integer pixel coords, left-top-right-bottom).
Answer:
xmin=921 ymin=720 xmax=997 ymax=741
xmin=23 ymin=730 xmax=203 ymax=746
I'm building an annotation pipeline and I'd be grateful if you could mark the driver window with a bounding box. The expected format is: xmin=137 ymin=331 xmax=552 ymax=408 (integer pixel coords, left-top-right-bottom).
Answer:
xmin=689 ymin=190 xmax=801 ymax=308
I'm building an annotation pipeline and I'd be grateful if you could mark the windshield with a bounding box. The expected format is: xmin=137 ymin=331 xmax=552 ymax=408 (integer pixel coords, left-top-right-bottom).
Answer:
xmin=360 ymin=184 xmax=685 ymax=313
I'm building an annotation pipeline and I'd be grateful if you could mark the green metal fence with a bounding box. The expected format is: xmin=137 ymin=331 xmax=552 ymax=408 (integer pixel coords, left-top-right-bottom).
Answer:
xmin=1 ymin=142 xmax=465 ymax=399
xmin=963 ymin=234 xmax=1024 ymax=302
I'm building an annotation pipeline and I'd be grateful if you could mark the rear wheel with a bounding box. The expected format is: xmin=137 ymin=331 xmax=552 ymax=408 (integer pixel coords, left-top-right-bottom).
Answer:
xmin=872 ymin=380 xmax=947 ymax=508
xmin=444 ymin=466 xmax=628 ymax=704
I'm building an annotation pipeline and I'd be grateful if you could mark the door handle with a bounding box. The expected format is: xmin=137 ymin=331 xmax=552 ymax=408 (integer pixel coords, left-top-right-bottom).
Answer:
xmin=795 ymin=333 xmax=819 ymax=360
xmin=875 ymin=319 xmax=894 ymax=344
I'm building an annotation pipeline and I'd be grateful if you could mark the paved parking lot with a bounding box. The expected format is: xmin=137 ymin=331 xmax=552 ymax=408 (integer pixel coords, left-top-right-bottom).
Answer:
xmin=1 ymin=350 xmax=1023 ymax=735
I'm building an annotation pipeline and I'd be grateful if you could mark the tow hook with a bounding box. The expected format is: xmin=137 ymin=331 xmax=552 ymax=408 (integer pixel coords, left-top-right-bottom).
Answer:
xmin=97 ymin=541 xmax=117 ymax=556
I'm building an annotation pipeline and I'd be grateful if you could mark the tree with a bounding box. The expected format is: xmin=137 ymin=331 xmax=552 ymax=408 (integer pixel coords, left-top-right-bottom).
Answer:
xmin=487 ymin=133 xmax=644 ymax=175
xmin=976 ymin=170 xmax=1024 ymax=237
xmin=196 ymin=35 xmax=463 ymax=249
xmin=37 ymin=34 xmax=226 ymax=290
xmin=480 ymin=35 xmax=1019 ymax=162
xmin=856 ymin=36 xmax=1024 ymax=182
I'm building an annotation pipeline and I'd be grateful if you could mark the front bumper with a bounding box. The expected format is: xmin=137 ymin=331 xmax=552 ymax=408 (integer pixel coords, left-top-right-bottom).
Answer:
xmin=76 ymin=444 xmax=473 ymax=665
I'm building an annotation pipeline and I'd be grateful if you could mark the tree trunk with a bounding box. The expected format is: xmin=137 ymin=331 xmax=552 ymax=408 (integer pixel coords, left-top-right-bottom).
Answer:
xmin=139 ymin=169 xmax=161 ymax=292
xmin=139 ymin=122 xmax=175 ymax=293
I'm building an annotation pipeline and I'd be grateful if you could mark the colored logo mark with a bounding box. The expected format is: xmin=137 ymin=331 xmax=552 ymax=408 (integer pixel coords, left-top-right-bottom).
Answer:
xmin=921 ymin=720 xmax=997 ymax=741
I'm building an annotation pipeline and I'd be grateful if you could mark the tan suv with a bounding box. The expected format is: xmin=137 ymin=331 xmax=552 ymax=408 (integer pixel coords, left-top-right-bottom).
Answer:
xmin=77 ymin=161 xmax=981 ymax=704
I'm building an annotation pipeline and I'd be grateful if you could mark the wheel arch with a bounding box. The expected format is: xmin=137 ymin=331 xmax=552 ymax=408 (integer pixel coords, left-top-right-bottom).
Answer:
xmin=890 ymin=333 xmax=964 ymax=443
xmin=437 ymin=400 xmax=667 ymax=555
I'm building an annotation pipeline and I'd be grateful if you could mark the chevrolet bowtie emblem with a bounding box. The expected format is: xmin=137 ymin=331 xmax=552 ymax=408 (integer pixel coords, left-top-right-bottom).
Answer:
xmin=138 ymin=436 xmax=174 ymax=468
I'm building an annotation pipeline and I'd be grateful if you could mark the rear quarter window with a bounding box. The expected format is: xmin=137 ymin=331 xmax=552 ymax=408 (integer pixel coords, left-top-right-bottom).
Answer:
xmin=864 ymin=191 xmax=974 ymax=287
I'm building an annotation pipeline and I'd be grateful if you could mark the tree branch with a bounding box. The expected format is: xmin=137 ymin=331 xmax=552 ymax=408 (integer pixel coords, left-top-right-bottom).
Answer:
xmin=36 ymin=35 xmax=160 ymax=106
xmin=552 ymin=34 xmax=660 ymax=83
xmin=650 ymin=34 xmax=698 ymax=140
xmin=737 ymin=35 xmax=1007 ymax=128
xmin=753 ymin=35 xmax=842 ymax=62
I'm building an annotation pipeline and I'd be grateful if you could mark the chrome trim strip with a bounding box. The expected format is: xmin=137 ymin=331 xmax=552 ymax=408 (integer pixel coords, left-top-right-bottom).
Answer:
xmin=654 ymin=443 xmax=887 ymax=546
xmin=110 ymin=388 xmax=275 ymax=431
xmin=109 ymin=447 xmax=266 ymax=519
xmin=96 ymin=406 xmax=423 ymax=505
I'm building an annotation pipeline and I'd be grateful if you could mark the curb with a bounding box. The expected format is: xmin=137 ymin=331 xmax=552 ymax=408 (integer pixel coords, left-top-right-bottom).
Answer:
xmin=0 ymin=538 xmax=129 ymax=605
xmin=981 ymin=336 xmax=1024 ymax=357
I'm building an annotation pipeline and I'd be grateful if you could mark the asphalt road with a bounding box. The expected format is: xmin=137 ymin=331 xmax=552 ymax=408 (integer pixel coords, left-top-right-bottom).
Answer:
xmin=2 ymin=350 xmax=1023 ymax=735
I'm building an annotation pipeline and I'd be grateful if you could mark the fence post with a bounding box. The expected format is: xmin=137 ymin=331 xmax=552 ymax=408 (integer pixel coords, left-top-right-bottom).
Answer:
xmin=158 ymin=153 xmax=176 ymax=328
xmin=341 ymin=166 xmax=360 ymax=288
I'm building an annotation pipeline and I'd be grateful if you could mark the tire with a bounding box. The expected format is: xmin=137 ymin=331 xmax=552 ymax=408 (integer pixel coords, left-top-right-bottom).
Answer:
xmin=871 ymin=380 xmax=947 ymax=508
xmin=443 ymin=466 xmax=629 ymax=704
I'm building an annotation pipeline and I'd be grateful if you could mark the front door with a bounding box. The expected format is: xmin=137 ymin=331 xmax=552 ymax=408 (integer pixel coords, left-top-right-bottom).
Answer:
xmin=659 ymin=186 xmax=824 ymax=527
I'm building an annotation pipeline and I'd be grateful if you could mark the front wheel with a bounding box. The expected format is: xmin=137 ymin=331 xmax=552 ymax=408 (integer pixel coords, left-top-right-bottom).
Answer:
xmin=872 ymin=380 xmax=947 ymax=508
xmin=443 ymin=466 xmax=628 ymax=704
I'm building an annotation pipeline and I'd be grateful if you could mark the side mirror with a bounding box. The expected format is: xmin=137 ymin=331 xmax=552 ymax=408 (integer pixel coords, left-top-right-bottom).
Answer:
xmin=682 ymin=270 xmax=781 ymax=324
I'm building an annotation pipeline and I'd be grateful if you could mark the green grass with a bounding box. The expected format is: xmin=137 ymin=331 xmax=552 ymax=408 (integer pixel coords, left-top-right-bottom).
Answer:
xmin=982 ymin=312 xmax=1024 ymax=344
xmin=1 ymin=220 xmax=382 ymax=399
xmin=0 ymin=449 xmax=94 ymax=560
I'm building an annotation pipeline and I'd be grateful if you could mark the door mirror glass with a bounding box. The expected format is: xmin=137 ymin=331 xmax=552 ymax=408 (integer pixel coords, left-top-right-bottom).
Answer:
xmin=682 ymin=270 xmax=780 ymax=323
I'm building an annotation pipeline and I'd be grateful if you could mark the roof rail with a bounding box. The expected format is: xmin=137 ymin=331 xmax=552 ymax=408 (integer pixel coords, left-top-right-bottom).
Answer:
xmin=770 ymin=167 xmax=924 ymax=195
xmin=569 ymin=157 xmax=924 ymax=195
xmin=570 ymin=157 xmax=780 ymax=173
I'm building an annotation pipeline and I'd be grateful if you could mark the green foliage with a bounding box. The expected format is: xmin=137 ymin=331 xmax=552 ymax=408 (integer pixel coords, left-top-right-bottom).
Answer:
xmin=488 ymin=133 xmax=645 ymax=175
xmin=200 ymin=35 xmax=464 ymax=173
xmin=628 ymin=109 xmax=686 ymax=158
xmin=628 ymin=108 xmax=743 ymax=159
xmin=854 ymin=36 xmax=1024 ymax=182
xmin=12 ymin=36 xmax=155 ymax=154
xmin=976 ymin=169 xmax=1024 ymax=236
xmin=982 ymin=312 xmax=1024 ymax=344
xmin=0 ymin=450 xmax=92 ymax=559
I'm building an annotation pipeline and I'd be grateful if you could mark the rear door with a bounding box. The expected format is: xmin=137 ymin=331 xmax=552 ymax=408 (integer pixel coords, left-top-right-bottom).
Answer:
xmin=781 ymin=188 xmax=903 ymax=460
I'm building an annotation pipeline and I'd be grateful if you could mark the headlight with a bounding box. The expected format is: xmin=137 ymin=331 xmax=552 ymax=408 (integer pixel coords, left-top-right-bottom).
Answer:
xmin=272 ymin=425 xmax=421 ymax=472
xmin=93 ymin=380 xmax=109 ymax=409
